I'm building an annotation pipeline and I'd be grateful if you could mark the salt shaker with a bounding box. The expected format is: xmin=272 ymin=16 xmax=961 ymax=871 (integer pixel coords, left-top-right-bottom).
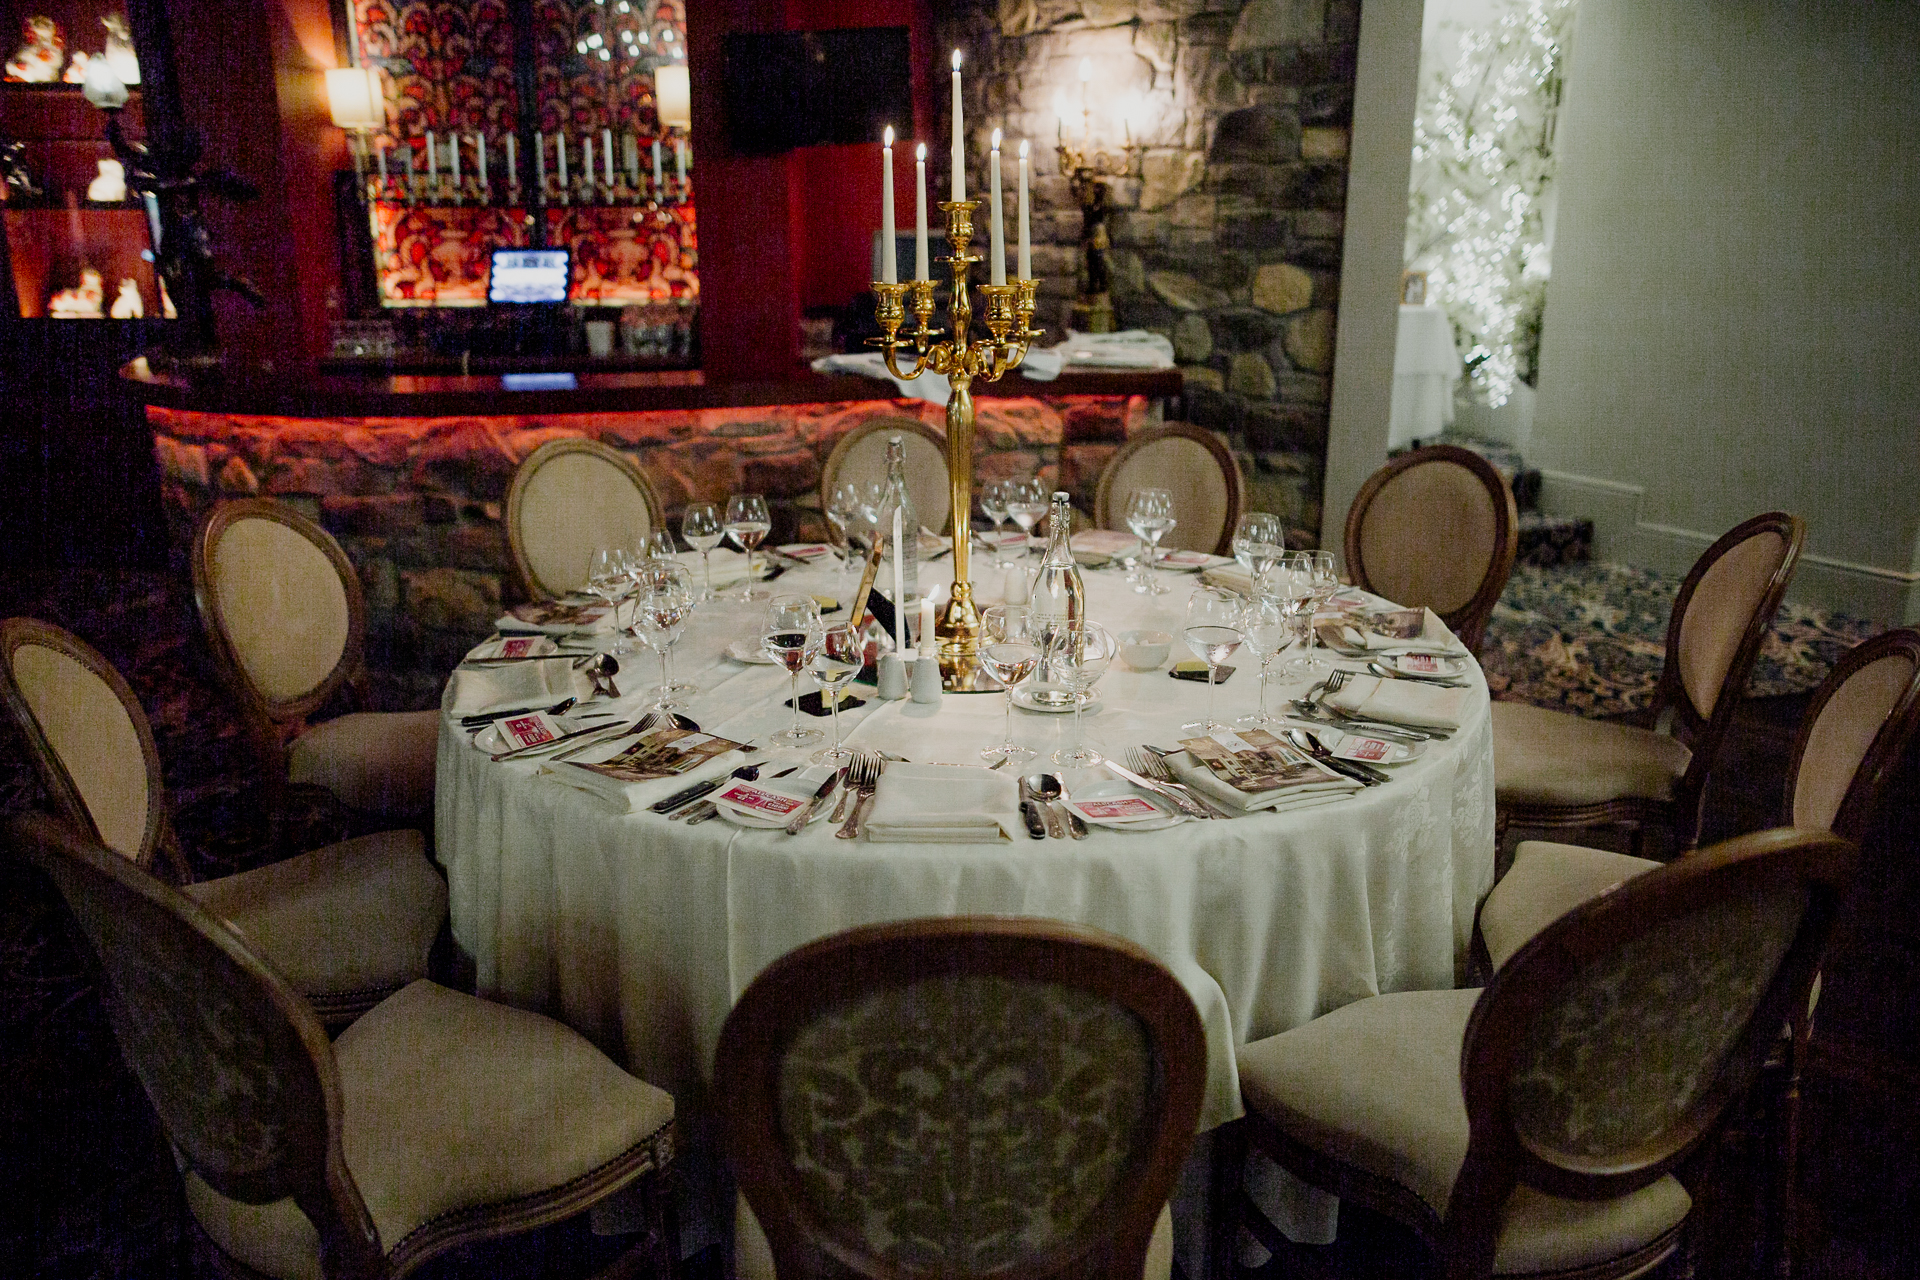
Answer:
xmin=875 ymin=652 xmax=908 ymax=700
xmin=909 ymin=654 xmax=943 ymax=704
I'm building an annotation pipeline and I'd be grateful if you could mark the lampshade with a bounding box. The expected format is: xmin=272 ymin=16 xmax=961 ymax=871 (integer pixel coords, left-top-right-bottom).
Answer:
xmin=327 ymin=67 xmax=384 ymax=131
xmin=655 ymin=64 xmax=691 ymax=130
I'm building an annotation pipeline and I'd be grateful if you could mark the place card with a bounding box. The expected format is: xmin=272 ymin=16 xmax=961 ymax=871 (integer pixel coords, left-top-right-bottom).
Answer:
xmin=495 ymin=710 xmax=567 ymax=751
xmin=711 ymin=780 xmax=808 ymax=819
xmin=469 ymin=635 xmax=558 ymax=660
xmin=1065 ymin=795 xmax=1164 ymax=824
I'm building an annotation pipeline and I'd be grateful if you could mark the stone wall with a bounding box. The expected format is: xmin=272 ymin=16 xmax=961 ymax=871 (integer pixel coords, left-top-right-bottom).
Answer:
xmin=149 ymin=396 xmax=1151 ymax=707
xmin=943 ymin=0 xmax=1359 ymax=543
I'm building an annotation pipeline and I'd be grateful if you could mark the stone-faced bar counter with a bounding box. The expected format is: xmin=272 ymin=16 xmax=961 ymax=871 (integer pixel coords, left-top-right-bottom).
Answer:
xmin=133 ymin=364 xmax=1175 ymax=708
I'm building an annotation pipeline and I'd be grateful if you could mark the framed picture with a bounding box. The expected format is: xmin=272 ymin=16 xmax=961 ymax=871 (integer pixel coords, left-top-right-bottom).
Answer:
xmin=1400 ymin=270 xmax=1429 ymax=306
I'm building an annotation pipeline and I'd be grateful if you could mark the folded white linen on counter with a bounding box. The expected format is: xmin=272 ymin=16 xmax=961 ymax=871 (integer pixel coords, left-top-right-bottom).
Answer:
xmin=1163 ymin=752 xmax=1360 ymax=813
xmin=446 ymin=654 xmax=595 ymax=717
xmin=1051 ymin=329 xmax=1176 ymax=369
xmin=1321 ymin=607 xmax=1462 ymax=653
xmin=864 ymin=764 xmax=1020 ymax=842
xmin=1323 ymin=673 xmax=1469 ymax=731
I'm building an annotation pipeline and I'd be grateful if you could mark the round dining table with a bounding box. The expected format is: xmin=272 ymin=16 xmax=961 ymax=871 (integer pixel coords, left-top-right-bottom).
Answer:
xmin=434 ymin=549 xmax=1496 ymax=1266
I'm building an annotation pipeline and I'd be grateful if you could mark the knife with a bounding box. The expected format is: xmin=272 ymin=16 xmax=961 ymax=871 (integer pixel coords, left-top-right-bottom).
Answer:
xmin=784 ymin=770 xmax=844 ymax=834
xmin=1015 ymin=777 xmax=1048 ymax=840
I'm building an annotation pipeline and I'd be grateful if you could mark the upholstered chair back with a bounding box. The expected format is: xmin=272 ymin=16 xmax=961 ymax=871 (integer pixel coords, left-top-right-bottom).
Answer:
xmin=1 ymin=618 xmax=166 ymax=869
xmin=1672 ymin=522 xmax=1798 ymax=723
xmin=1788 ymin=628 xmax=1920 ymax=842
xmin=819 ymin=417 xmax=951 ymax=535
xmin=7 ymin=811 xmax=379 ymax=1269
xmin=1343 ymin=445 xmax=1518 ymax=653
xmin=1452 ymin=827 xmax=1854 ymax=1275
xmin=1094 ymin=425 xmax=1243 ymax=555
xmin=718 ymin=918 xmax=1205 ymax=1280
xmin=506 ymin=438 xmax=665 ymax=599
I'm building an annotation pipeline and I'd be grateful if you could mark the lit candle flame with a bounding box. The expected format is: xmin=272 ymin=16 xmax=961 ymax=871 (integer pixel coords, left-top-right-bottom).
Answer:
xmin=991 ymin=127 xmax=1001 ymax=151
xmin=1019 ymin=139 xmax=1029 ymax=158
xmin=917 ymin=142 xmax=927 ymax=160
xmin=884 ymin=125 xmax=894 ymax=147
xmin=952 ymin=49 xmax=962 ymax=71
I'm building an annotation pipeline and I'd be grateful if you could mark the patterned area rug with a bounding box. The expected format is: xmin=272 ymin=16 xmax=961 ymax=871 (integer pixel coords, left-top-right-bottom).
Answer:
xmin=1481 ymin=562 xmax=1881 ymax=718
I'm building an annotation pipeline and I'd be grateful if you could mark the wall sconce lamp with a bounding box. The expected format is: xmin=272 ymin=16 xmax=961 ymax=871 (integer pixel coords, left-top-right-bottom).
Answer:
xmin=326 ymin=66 xmax=384 ymax=176
xmin=1054 ymin=57 xmax=1145 ymax=333
xmin=654 ymin=63 xmax=691 ymax=131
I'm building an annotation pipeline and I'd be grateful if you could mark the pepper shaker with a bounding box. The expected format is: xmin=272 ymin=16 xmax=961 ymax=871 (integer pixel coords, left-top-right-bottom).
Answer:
xmin=909 ymin=654 xmax=943 ymax=703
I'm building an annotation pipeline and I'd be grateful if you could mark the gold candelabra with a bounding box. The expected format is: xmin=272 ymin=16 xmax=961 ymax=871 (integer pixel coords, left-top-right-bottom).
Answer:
xmin=871 ymin=199 xmax=1041 ymax=689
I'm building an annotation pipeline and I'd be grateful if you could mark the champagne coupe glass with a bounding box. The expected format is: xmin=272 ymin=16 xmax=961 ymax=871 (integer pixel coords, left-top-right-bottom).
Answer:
xmin=761 ymin=594 xmax=824 ymax=747
xmin=1182 ymin=585 xmax=1245 ymax=733
xmin=979 ymin=604 xmax=1040 ymax=766
xmin=1289 ymin=549 xmax=1340 ymax=678
xmin=585 ymin=548 xmax=633 ymax=653
xmin=1123 ymin=489 xmax=1175 ymax=594
xmin=724 ymin=493 xmax=772 ymax=602
xmin=978 ymin=479 xmax=1012 ymax=567
xmin=1232 ymin=512 xmax=1286 ymax=591
xmin=809 ymin=624 xmax=864 ymax=763
xmin=631 ymin=558 xmax=696 ymax=705
xmin=1046 ymin=620 xmax=1116 ymax=768
xmin=681 ymin=502 xmax=723 ymax=602
xmin=1004 ymin=478 xmax=1049 ymax=568
xmin=1237 ymin=592 xmax=1292 ymax=727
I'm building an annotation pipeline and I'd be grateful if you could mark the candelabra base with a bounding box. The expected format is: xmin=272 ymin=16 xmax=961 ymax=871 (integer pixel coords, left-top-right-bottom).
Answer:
xmin=935 ymin=586 xmax=987 ymax=692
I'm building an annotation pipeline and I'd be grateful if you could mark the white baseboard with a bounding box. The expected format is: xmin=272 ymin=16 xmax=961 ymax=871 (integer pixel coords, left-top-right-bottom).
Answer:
xmin=1536 ymin=470 xmax=1642 ymax=562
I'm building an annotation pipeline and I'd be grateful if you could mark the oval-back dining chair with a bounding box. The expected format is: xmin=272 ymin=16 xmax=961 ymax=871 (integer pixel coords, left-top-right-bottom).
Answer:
xmin=506 ymin=436 xmax=666 ymax=600
xmin=1094 ymin=423 xmax=1244 ymax=556
xmin=0 ymin=615 xmax=447 ymax=1024
xmin=7 ymin=810 xmax=678 ymax=1280
xmin=192 ymin=498 xmax=439 ymax=820
xmin=818 ymin=415 xmax=952 ymax=535
xmin=718 ymin=916 xmax=1205 ymax=1280
xmin=1343 ymin=445 xmax=1519 ymax=653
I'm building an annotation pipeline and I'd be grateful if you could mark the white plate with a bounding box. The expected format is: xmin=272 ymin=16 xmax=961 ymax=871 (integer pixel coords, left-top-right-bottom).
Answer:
xmin=1389 ymin=652 xmax=1469 ymax=678
xmin=711 ymin=775 xmax=837 ymax=827
xmin=725 ymin=638 xmax=779 ymax=665
xmin=1064 ymin=780 xmax=1183 ymax=831
xmin=1012 ymin=685 xmax=1102 ymax=714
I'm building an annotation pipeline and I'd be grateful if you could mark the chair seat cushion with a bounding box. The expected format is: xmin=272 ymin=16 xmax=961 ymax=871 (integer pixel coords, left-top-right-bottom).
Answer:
xmin=185 ymin=828 xmax=446 ymax=1005
xmin=184 ymin=980 xmax=675 ymax=1280
xmin=1480 ymin=842 xmax=1662 ymax=971
xmin=1492 ymin=701 xmax=1693 ymax=808
xmin=1236 ymin=989 xmax=1691 ymax=1275
xmin=288 ymin=709 xmax=438 ymax=816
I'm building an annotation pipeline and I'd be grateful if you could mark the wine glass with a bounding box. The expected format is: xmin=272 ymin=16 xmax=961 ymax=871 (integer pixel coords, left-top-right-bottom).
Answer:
xmin=1287 ymin=549 xmax=1340 ymax=678
xmin=1004 ymin=478 xmax=1049 ymax=567
xmin=1232 ymin=512 xmax=1286 ymax=591
xmin=1237 ymin=592 xmax=1293 ymax=727
xmin=979 ymin=479 xmax=1013 ymax=566
xmin=1124 ymin=489 xmax=1176 ymax=594
xmin=1271 ymin=552 xmax=1321 ymax=679
xmin=825 ymin=484 xmax=859 ymax=577
xmin=643 ymin=528 xmax=678 ymax=563
xmin=762 ymin=594 xmax=824 ymax=747
xmin=585 ymin=548 xmax=633 ymax=653
xmin=1182 ymin=585 xmax=1244 ymax=733
xmin=630 ymin=558 xmax=696 ymax=706
xmin=682 ymin=502 xmax=723 ymax=602
xmin=1045 ymin=620 xmax=1116 ymax=768
xmin=725 ymin=493 xmax=772 ymax=602
xmin=809 ymin=624 xmax=864 ymax=763
xmin=979 ymin=604 xmax=1040 ymax=767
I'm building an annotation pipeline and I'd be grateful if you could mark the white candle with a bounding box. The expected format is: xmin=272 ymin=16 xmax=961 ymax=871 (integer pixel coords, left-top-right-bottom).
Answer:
xmin=555 ymin=132 xmax=565 ymax=185
xmin=376 ymin=139 xmax=387 ymax=182
xmin=676 ymin=139 xmax=687 ymax=183
xmin=914 ymin=143 xmax=929 ymax=281
xmin=919 ymin=598 xmax=936 ymax=652
xmin=476 ymin=133 xmax=486 ymax=186
xmin=582 ymin=134 xmax=593 ymax=186
xmin=988 ymin=129 xmax=1005 ymax=286
xmin=506 ymin=132 xmax=516 ymax=186
xmin=949 ymin=49 xmax=964 ymax=203
xmin=880 ymin=126 xmax=896 ymax=284
xmin=603 ymin=128 xmax=614 ymax=185
xmin=1017 ymin=139 xmax=1031 ymax=279
xmin=425 ymin=130 xmax=436 ymax=178
xmin=626 ymin=133 xmax=639 ymax=185
xmin=652 ymin=139 xmax=663 ymax=189
xmin=892 ymin=507 xmax=907 ymax=655
xmin=450 ymin=132 xmax=460 ymax=183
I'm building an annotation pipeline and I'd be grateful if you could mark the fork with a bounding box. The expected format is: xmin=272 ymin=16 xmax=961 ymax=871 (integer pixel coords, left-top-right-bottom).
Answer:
xmin=1126 ymin=747 xmax=1234 ymax=819
xmin=830 ymin=751 xmax=876 ymax=823
xmin=1313 ymin=669 xmax=1452 ymax=739
xmin=833 ymin=753 xmax=883 ymax=839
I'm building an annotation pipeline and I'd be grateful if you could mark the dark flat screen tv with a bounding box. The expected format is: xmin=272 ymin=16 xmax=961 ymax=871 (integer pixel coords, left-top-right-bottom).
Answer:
xmin=723 ymin=27 xmax=913 ymax=155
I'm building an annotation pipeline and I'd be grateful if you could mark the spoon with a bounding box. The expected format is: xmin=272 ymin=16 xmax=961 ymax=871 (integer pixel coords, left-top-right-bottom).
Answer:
xmin=1283 ymin=726 xmax=1390 ymax=786
xmin=1024 ymin=774 xmax=1073 ymax=840
xmin=1365 ymin=660 xmax=1466 ymax=688
xmin=584 ymin=653 xmax=621 ymax=699
xmin=1042 ymin=774 xmax=1090 ymax=839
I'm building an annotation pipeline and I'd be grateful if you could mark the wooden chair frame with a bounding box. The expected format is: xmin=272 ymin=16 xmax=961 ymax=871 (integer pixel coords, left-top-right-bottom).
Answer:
xmin=1498 ymin=510 xmax=1806 ymax=853
xmin=8 ymin=810 xmax=677 ymax=1280
xmin=1218 ymin=827 xmax=1855 ymax=1280
xmin=1784 ymin=627 xmax=1920 ymax=845
xmin=818 ymin=414 xmax=952 ymax=535
xmin=505 ymin=436 xmax=667 ymax=601
xmin=1093 ymin=423 xmax=1245 ymax=557
xmin=0 ymin=616 xmax=190 ymax=881
xmin=1343 ymin=444 xmax=1519 ymax=653
xmin=716 ymin=916 xmax=1206 ymax=1280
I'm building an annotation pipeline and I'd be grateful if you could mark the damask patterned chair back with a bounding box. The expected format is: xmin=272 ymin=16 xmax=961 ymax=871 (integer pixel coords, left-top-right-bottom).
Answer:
xmin=717 ymin=918 xmax=1206 ymax=1280
xmin=1785 ymin=628 xmax=1920 ymax=843
xmin=1342 ymin=445 xmax=1518 ymax=653
xmin=819 ymin=417 xmax=952 ymax=535
xmin=1094 ymin=424 xmax=1244 ymax=556
xmin=507 ymin=437 xmax=666 ymax=599
xmin=6 ymin=811 xmax=384 ymax=1273
xmin=1450 ymin=827 xmax=1855 ymax=1278
xmin=0 ymin=617 xmax=181 ymax=877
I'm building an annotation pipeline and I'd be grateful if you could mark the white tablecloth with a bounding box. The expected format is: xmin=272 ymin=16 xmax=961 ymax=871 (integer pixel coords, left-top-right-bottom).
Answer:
xmin=1389 ymin=303 xmax=1460 ymax=449
xmin=435 ymin=554 xmax=1496 ymax=1255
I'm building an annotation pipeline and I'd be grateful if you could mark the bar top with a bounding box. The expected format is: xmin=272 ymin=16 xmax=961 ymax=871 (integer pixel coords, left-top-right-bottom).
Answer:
xmin=120 ymin=358 xmax=1182 ymax=417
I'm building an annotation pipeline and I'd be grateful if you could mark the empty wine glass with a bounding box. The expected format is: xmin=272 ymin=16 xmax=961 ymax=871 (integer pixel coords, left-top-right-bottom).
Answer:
xmin=585 ymin=548 xmax=633 ymax=653
xmin=979 ymin=604 xmax=1040 ymax=767
xmin=630 ymin=559 xmax=695 ymax=709
xmin=1004 ymin=478 xmax=1049 ymax=567
xmin=643 ymin=528 xmax=678 ymax=562
xmin=1045 ymin=620 xmax=1116 ymax=768
xmin=1237 ymin=592 xmax=1292 ymax=727
xmin=1232 ymin=512 xmax=1286 ymax=591
xmin=1286 ymin=549 xmax=1340 ymax=679
xmin=825 ymin=484 xmax=859 ymax=577
xmin=809 ymin=624 xmax=864 ymax=763
xmin=1183 ymin=585 xmax=1244 ymax=733
xmin=725 ymin=493 xmax=772 ymax=602
xmin=682 ymin=502 xmax=723 ymax=602
xmin=1124 ymin=488 xmax=1176 ymax=594
xmin=1271 ymin=552 xmax=1322 ymax=680
xmin=978 ymin=479 xmax=1013 ymax=566
xmin=762 ymin=594 xmax=824 ymax=747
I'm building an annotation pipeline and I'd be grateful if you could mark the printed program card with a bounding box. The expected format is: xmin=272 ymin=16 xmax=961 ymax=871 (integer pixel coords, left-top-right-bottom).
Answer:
xmin=507 ymin=600 xmax=609 ymax=627
xmin=1179 ymin=727 xmax=1322 ymax=794
xmin=568 ymin=727 xmax=744 ymax=784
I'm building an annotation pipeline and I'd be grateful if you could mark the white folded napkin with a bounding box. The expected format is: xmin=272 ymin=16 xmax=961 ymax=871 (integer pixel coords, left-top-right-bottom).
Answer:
xmin=1322 ymin=607 xmax=1461 ymax=653
xmin=446 ymin=654 xmax=592 ymax=717
xmin=864 ymin=764 xmax=1019 ymax=842
xmin=1322 ymin=674 xmax=1469 ymax=731
xmin=1163 ymin=752 xmax=1360 ymax=812
xmin=1049 ymin=329 xmax=1176 ymax=370
xmin=1199 ymin=564 xmax=1256 ymax=596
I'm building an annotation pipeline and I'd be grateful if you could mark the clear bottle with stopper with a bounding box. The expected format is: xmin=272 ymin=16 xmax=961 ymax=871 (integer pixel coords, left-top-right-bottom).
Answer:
xmin=1027 ymin=490 xmax=1086 ymax=631
xmin=877 ymin=436 xmax=921 ymax=641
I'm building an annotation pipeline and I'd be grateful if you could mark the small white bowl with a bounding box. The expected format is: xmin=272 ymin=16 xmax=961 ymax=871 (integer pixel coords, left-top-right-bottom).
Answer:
xmin=1118 ymin=629 xmax=1172 ymax=671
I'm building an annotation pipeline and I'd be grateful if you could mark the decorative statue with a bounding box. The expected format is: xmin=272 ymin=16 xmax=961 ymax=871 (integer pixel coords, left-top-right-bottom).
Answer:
xmin=101 ymin=15 xmax=138 ymax=84
xmin=48 ymin=267 xmax=105 ymax=318
xmin=110 ymin=278 xmax=145 ymax=319
xmin=61 ymin=48 xmax=91 ymax=84
xmin=5 ymin=15 xmax=64 ymax=83
xmin=1 ymin=138 xmax=41 ymax=197
xmin=87 ymin=158 xmax=126 ymax=203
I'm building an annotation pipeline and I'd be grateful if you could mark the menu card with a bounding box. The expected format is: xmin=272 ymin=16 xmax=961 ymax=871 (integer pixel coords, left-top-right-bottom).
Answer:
xmin=1361 ymin=608 xmax=1425 ymax=639
xmin=567 ymin=726 xmax=745 ymax=784
xmin=507 ymin=600 xmax=609 ymax=628
xmin=1177 ymin=728 xmax=1331 ymax=794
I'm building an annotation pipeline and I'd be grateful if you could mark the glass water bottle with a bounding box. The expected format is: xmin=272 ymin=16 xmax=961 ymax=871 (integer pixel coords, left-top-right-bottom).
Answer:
xmin=877 ymin=435 xmax=921 ymax=622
